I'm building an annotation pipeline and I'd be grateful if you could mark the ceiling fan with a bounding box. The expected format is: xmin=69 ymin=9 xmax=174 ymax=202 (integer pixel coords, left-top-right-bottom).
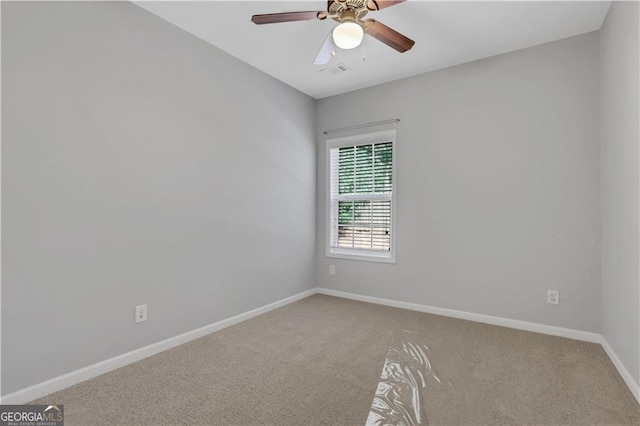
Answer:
xmin=251 ymin=0 xmax=415 ymax=65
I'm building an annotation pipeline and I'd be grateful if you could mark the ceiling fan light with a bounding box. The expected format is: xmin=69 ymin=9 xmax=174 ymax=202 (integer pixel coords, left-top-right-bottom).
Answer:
xmin=332 ymin=22 xmax=364 ymax=49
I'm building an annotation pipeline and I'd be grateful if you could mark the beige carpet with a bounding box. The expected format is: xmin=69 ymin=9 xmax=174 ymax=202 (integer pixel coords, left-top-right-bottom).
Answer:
xmin=32 ymin=294 xmax=640 ymax=425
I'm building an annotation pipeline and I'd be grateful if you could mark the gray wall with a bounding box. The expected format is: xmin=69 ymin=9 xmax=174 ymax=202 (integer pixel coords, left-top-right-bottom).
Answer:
xmin=600 ymin=1 xmax=640 ymax=385
xmin=2 ymin=1 xmax=316 ymax=395
xmin=317 ymin=33 xmax=601 ymax=332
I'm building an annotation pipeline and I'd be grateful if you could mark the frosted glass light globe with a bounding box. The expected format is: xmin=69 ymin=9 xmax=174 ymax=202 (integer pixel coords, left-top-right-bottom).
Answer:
xmin=332 ymin=22 xmax=364 ymax=49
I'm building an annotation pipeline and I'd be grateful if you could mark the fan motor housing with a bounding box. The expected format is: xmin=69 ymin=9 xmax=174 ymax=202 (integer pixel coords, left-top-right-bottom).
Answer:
xmin=329 ymin=0 xmax=369 ymax=21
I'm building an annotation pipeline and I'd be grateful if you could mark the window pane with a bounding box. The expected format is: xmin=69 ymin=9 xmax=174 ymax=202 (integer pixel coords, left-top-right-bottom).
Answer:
xmin=372 ymin=200 xmax=391 ymax=251
xmin=338 ymin=201 xmax=354 ymax=225
xmin=374 ymin=142 xmax=393 ymax=193
xmin=338 ymin=143 xmax=392 ymax=196
xmin=355 ymin=145 xmax=373 ymax=194
xmin=335 ymin=200 xmax=391 ymax=251
xmin=338 ymin=147 xmax=354 ymax=195
xmin=337 ymin=225 xmax=354 ymax=249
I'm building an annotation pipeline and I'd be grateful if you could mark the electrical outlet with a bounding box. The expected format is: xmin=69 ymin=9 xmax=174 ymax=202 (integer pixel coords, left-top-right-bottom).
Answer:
xmin=547 ymin=290 xmax=559 ymax=305
xmin=329 ymin=264 xmax=336 ymax=275
xmin=135 ymin=304 xmax=147 ymax=323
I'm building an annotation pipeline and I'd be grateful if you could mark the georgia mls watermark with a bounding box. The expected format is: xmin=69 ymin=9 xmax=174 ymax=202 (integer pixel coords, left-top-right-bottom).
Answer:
xmin=0 ymin=405 xmax=64 ymax=426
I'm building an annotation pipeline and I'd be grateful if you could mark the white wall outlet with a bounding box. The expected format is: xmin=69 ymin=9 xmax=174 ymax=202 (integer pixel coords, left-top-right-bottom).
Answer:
xmin=329 ymin=264 xmax=336 ymax=275
xmin=547 ymin=290 xmax=559 ymax=305
xmin=135 ymin=304 xmax=147 ymax=323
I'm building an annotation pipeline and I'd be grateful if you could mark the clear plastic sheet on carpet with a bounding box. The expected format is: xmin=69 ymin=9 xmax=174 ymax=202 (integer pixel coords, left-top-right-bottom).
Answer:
xmin=366 ymin=329 xmax=472 ymax=425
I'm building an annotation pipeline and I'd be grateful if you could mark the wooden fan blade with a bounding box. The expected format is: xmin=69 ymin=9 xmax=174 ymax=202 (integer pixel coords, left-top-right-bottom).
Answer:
xmin=251 ymin=11 xmax=325 ymax=25
xmin=366 ymin=0 xmax=406 ymax=11
xmin=364 ymin=19 xmax=415 ymax=52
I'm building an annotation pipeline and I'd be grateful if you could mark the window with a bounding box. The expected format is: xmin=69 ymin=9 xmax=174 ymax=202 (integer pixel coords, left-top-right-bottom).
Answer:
xmin=326 ymin=129 xmax=396 ymax=263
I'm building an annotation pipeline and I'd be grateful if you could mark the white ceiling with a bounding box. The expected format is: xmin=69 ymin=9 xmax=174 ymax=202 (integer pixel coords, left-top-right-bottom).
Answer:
xmin=135 ymin=1 xmax=611 ymax=99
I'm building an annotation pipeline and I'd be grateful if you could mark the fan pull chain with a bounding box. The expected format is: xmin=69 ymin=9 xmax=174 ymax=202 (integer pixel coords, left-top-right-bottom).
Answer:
xmin=362 ymin=38 xmax=366 ymax=62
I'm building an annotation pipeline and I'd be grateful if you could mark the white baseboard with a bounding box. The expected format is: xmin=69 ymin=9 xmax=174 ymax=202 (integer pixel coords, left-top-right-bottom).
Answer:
xmin=317 ymin=287 xmax=639 ymax=404
xmin=599 ymin=336 xmax=640 ymax=403
xmin=4 ymin=286 xmax=638 ymax=406
xmin=317 ymin=288 xmax=601 ymax=342
xmin=1 ymin=288 xmax=317 ymax=404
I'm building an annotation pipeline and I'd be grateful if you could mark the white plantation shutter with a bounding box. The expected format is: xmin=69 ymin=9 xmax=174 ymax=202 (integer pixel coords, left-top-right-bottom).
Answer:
xmin=327 ymin=130 xmax=395 ymax=262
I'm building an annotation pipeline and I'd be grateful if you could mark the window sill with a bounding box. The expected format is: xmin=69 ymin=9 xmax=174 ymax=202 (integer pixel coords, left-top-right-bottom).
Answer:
xmin=326 ymin=248 xmax=396 ymax=264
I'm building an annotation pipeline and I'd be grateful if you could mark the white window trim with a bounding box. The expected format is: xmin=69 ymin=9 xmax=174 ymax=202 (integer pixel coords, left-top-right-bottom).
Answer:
xmin=325 ymin=129 xmax=397 ymax=264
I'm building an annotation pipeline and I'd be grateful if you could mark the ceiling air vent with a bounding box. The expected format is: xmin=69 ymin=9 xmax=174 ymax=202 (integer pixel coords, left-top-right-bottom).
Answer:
xmin=321 ymin=63 xmax=351 ymax=74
